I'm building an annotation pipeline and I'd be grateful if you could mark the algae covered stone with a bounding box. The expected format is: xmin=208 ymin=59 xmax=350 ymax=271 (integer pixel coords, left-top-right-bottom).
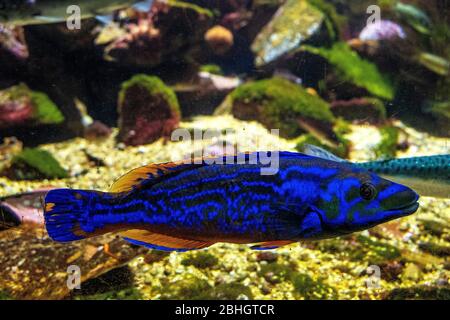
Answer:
xmin=251 ymin=0 xmax=324 ymax=66
xmin=117 ymin=75 xmax=181 ymax=146
xmin=216 ymin=77 xmax=336 ymax=140
xmin=2 ymin=148 xmax=68 ymax=180
xmin=0 ymin=83 xmax=64 ymax=130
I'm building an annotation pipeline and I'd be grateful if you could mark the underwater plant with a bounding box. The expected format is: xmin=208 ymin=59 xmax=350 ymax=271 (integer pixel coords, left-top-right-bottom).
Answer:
xmin=302 ymin=42 xmax=395 ymax=100
xmin=2 ymin=148 xmax=68 ymax=180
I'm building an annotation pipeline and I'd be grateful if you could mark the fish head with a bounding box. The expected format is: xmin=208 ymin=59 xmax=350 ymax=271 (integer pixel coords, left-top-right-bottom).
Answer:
xmin=313 ymin=166 xmax=419 ymax=237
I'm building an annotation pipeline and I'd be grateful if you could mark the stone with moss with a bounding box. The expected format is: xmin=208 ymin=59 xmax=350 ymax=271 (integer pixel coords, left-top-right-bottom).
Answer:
xmin=0 ymin=84 xmax=64 ymax=130
xmin=181 ymin=252 xmax=219 ymax=269
xmin=117 ymin=75 xmax=181 ymax=146
xmin=302 ymin=43 xmax=395 ymax=100
xmin=2 ymin=148 xmax=68 ymax=180
xmin=216 ymin=77 xmax=337 ymax=142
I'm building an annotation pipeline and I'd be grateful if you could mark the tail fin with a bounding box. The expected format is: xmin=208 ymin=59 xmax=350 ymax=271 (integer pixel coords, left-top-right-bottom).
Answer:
xmin=44 ymin=189 xmax=101 ymax=242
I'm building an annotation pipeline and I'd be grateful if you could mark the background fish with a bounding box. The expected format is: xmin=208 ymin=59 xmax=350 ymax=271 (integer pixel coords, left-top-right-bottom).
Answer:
xmin=44 ymin=152 xmax=419 ymax=251
xmin=302 ymin=144 xmax=450 ymax=199
xmin=0 ymin=0 xmax=154 ymax=26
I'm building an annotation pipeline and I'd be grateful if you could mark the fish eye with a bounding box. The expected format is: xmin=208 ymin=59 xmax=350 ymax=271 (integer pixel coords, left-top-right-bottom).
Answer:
xmin=360 ymin=183 xmax=377 ymax=200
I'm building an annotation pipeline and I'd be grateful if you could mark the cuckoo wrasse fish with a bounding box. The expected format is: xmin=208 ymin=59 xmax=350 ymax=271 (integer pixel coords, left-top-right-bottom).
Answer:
xmin=0 ymin=0 xmax=153 ymax=25
xmin=303 ymin=145 xmax=450 ymax=199
xmin=44 ymin=152 xmax=419 ymax=251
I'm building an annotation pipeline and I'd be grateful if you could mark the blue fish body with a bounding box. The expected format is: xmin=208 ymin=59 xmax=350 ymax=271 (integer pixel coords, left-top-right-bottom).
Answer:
xmin=44 ymin=152 xmax=419 ymax=251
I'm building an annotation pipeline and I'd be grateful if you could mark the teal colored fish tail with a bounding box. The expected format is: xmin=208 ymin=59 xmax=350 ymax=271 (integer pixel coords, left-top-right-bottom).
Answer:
xmin=44 ymin=188 xmax=106 ymax=242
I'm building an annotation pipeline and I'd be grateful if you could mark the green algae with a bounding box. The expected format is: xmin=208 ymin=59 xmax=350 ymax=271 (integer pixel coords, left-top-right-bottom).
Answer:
xmin=9 ymin=148 xmax=68 ymax=180
xmin=292 ymin=273 xmax=337 ymax=300
xmin=223 ymin=77 xmax=335 ymax=138
xmin=181 ymin=252 xmax=219 ymax=269
xmin=373 ymin=125 xmax=399 ymax=160
xmin=386 ymin=286 xmax=450 ymax=300
xmin=355 ymin=235 xmax=401 ymax=263
xmin=307 ymin=0 xmax=348 ymax=40
xmin=212 ymin=283 xmax=254 ymax=300
xmin=168 ymin=0 xmax=214 ymax=18
xmin=418 ymin=242 xmax=450 ymax=258
xmin=119 ymin=74 xmax=181 ymax=118
xmin=302 ymin=43 xmax=395 ymax=100
xmin=258 ymin=262 xmax=296 ymax=284
xmin=30 ymin=91 xmax=64 ymax=125
xmin=0 ymin=84 xmax=64 ymax=125
xmin=200 ymin=64 xmax=223 ymax=75
xmin=160 ymin=275 xmax=213 ymax=300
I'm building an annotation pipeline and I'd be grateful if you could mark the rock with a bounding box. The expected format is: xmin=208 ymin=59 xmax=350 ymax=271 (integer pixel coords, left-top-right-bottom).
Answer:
xmin=117 ymin=75 xmax=181 ymax=146
xmin=216 ymin=77 xmax=349 ymax=154
xmin=330 ymin=97 xmax=387 ymax=124
xmin=1 ymin=148 xmax=68 ymax=181
xmin=251 ymin=0 xmax=324 ymax=66
xmin=204 ymin=25 xmax=234 ymax=55
xmin=0 ymin=84 xmax=64 ymax=130
xmin=256 ymin=252 xmax=278 ymax=263
xmin=83 ymin=121 xmax=112 ymax=141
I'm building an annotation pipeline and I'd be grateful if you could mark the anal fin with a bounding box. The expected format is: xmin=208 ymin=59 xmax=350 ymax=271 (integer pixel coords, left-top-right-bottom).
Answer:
xmin=120 ymin=229 xmax=213 ymax=252
xmin=250 ymin=240 xmax=294 ymax=250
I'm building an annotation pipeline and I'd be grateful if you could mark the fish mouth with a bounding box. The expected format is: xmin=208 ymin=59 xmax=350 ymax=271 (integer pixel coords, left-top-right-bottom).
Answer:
xmin=386 ymin=194 xmax=420 ymax=217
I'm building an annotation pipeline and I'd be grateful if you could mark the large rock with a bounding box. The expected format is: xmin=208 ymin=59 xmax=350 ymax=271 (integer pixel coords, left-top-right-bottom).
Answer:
xmin=251 ymin=0 xmax=324 ymax=66
xmin=117 ymin=75 xmax=181 ymax=146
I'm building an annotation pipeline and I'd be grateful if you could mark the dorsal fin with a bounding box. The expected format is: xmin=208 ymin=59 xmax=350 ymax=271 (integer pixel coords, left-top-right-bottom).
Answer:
xmin=109 ymin=160 xmax=204 ymax=193
xmin=301 ymin=144 xmax=348 ymax=162
xmin=109 ymin=151 xmax=312 ymax=193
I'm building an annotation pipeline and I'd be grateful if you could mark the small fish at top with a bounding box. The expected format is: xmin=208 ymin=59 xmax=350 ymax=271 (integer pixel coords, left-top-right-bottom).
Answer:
xmin=302 ymin=144 xmax=450 ymax=199
xmin=44 ymin=151 xmax=419 ymax=251
xmin=0 ymin=0 xmax=154 ymax=26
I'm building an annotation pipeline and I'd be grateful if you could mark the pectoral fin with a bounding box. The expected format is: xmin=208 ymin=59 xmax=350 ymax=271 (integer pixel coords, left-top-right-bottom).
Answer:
xmin=250 ymin=240 xmax=294 ymax=250
xmin=120 ymin=229 xmax=213 ymax=251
